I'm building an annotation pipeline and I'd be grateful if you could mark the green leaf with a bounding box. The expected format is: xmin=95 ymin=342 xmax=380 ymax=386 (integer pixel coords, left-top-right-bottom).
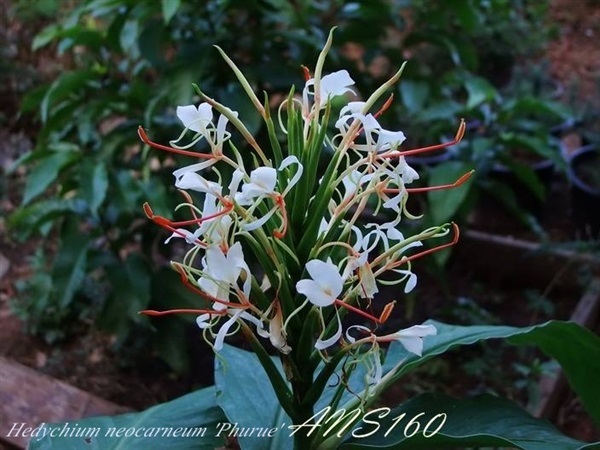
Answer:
xmin=23 ymin=151 xmax=78 ymax=205
xmin=427 ymin=161 xmax=473 ymax=225
xmin=8 ymin=198 xmax=83 ymax=240
xmin=215 ymin=344 xmax=292 ymax=450
xmin=382 ymin=321 xmax=600 ymax=425
xmin=51 ymin=218 xmax=91 ymax=308
xmin=29 ymin=387 xmax=227 ymax=449
xmin=399 ymin=80 xmax=430 ymax=112
xmin=464 ymin=75 xmax=496 ymax=110
xmin=162 ymin=0 xmax=181 ymax=24
xmin=79 ymin=159 xmax=109 ymax=215
xmin=32 ymin=24 xmax=61 ymax=50
xmin=99 ymin=254 xmax=152 ymax=335
xmin=339 ymin=393 xmax=597 ymax=449
xmin=40 ymin=70 xmax=96 ymax=123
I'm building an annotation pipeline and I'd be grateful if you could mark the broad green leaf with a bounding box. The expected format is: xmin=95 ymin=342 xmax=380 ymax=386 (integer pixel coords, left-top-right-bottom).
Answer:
xmin=23 ymin=151 xmax=78 ymax=205
xmin=79 ymin=160 xmax=109 ymax=215
xmin=51 ymin=218 xmax=91 ymax=308
xmin=382 ymin=321 xmax=600 ymax=425
xmin=215 ymin=344 xmax=292 ymax=450
xmin=427 ymin=161 xmax=474 ymax=225
xmin=29 ymin=387 xmax=227 ymax=449
xmin=339 ymin=393 xmax=597 ymax=450
xmin=162 ymin=0 xmax=181 ymax=24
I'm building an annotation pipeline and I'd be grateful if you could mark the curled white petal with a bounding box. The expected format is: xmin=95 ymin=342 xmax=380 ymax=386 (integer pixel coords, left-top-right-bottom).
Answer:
xmin=315 ymin=310 xmax=342 ymax=350
xmin=213 ymin=309 xmax=244 ymax=351
xmin=345 ymin=325 xmax=372 ymax=344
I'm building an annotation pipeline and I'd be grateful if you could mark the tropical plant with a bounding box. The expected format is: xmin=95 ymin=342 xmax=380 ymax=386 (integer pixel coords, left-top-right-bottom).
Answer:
xmin=29 ymin=30 xmax=600 ymax=450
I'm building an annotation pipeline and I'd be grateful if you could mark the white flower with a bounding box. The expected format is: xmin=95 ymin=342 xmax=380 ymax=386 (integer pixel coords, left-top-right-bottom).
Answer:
xmin=304 ymin=70 xmax=355 ymax=110
xmin=177 ymin=103 xmax=213 ymax=134
xmin=296 ymin=259 xmax=343 ymax=307
xmin=388 ymin=324 xmax=437 ymax=356
xmin=198 ymin=242 xmax=249 ymax=303
xmin=235 ymin=167 xmax=277 ymax=205
xmin=319 ymin=70 xmax=355 ymax=100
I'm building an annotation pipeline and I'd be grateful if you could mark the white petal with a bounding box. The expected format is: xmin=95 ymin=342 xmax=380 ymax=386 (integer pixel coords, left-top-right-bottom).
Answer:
xmin=396 ymin=335 xmax=424 ymax=356
xmin=164 ymin=228 xmax=194 ymax=244
xmin=213 ymin=309 xmax=243 ymax=351
xmin=315 ymin=311 xmax=342 ymax=350
xmin=196 ymin=313 xmax=212 ymax=329
xmin=305 ymin=260 xmax=343 ymax=298
xmin=174 ymin=172 xmax=222 ymax=195
xmin=321 ymin=70 xmax=355 ymax=98
xmin=392 ymin=324 xmax=437 ymax=356
xmin=296 ymin=279 xmax=336 ymax=307
xmin=377 ymin=129 xmax=406 ymax=151
xmin=250 ymin=167 xmax=277 ymax=192
xmin=404 ymin=272 xmax=417 ymax=293
xmin=345 ymin=325 xmax=372 ymax=344
xmin=177 ymin=104 xmax=213 ymax=133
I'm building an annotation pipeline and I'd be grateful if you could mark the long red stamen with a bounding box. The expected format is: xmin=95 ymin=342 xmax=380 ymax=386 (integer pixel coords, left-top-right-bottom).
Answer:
xmin=140 ymin=309 xmax=227 ymax=317
xmin=334 ymin=299 xmax=395 ymax=324
xmin=381 ymin=119 xmax=466 ymax=160
xmin=138 ymin=126 xmax=213 ymax=159
xmin=179 ymin=190 xmax=199 ymax=221
xmin=390 ymin=223 xmax=460 ymax=269
xmin=383 ymin=170 xmax=474 ymax=195
xmin=373 ymin=94 xmax=394 ymax=119
xmin=144 ymin=202 xmax=232 ymax=228
xmin=143 ymin=202 xmax=206 ymax=245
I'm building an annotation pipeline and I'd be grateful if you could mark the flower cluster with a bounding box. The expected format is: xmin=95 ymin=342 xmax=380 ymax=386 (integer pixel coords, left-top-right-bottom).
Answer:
xmin=139 ymin=31 xmax=470 ymax=387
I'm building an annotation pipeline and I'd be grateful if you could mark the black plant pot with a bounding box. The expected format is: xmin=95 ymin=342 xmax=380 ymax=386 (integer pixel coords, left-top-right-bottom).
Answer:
xmin=567 ymin=145 xmax=600 ymax=237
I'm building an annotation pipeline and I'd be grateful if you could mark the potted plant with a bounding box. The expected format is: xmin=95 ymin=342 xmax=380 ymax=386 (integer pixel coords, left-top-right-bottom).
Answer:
xmin=567 ymin=144 xmax=600 ymax=237
xmin=459 ymin=95 xmax=572 ymax=226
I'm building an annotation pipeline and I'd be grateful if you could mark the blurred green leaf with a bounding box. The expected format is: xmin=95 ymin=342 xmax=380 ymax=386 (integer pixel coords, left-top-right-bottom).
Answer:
xmin=464 ymin=75 xmax=496 ymax=110
xmin=428 ymin=161 xmax=474 ymax=225
xmin=9 ymin=199 xmax=83 ymax=240
xmin=79 ymin=159 xmax=109 ymax=215
xmin=23 ymin=151 xmax=78 ymax=205
xmin=51 ymin=218 xmax=91 ymax=308
xmin=162 ymin=0 xmax=181 ymax=24
xmin=400 ymin=80 xmax=430 ymax=112
xmin=32 ymin=24 xmax=61 ymax=50
xmin=40 ymin=70 xmax=96 ymax=123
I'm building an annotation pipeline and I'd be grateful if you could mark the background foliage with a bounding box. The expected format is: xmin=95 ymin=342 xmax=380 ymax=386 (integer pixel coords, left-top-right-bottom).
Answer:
xmin=9 ymin=0 xmax=573 ymax=372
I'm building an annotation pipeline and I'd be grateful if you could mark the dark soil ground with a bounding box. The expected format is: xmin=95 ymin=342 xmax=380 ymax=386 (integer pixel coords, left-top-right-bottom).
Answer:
xmin=1 ymin=0 xmax=599 ymax=446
